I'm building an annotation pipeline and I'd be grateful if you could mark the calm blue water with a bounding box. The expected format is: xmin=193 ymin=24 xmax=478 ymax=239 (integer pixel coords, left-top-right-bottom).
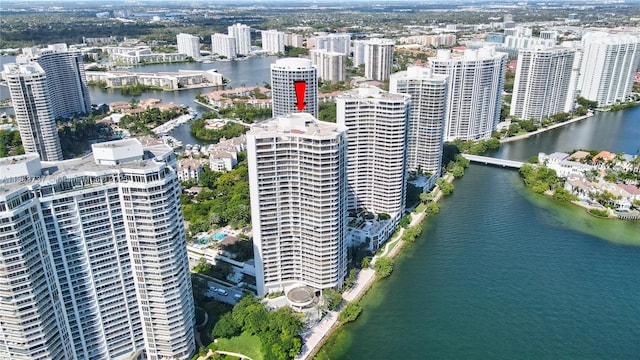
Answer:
xmin=492 ymin=106 xmax=640 ymax=160
xmin=321 ymin=164 xmax=640 ymax=359
xmin=320 ymin=107 xmax=640 ymax=359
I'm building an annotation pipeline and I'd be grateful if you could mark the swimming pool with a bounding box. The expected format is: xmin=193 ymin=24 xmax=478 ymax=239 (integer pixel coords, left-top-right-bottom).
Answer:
xmin=196 ymin=232 xmax=227 ymax=245
xmin=212 ymin=232 xmax=227 ymax=241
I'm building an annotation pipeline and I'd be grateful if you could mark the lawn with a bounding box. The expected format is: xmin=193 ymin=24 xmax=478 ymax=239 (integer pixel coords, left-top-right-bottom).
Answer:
xmin=414 ymin=203 xmax=427 ymax=213
xmin=216 ymin=331 xmax=263 ymax=360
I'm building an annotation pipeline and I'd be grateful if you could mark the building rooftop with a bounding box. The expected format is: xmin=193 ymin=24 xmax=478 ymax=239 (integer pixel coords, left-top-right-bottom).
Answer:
xmin=337 ymin=86 xmax=409 ymax=101
xmin=271 ymin=58 xmax=314 ymax=70
xmin=617 ymin=183 xmax=640 ymax=196
xmin=2 ymin=62 xmax=45 ymax=76
xmin=0 ymin=153 xmax=40 ymax=167
xmin=0 ymin=139 xmax=173 ymax=192
xmin=391 ymin=65 xmax=448 ymax=81
xmin=250 ymin=113 xmax=346 ymax=138
xmin=546 ymin=152 xmax=570 ymax=161
xmin=569 ymin=151 xmax=591 ymax=160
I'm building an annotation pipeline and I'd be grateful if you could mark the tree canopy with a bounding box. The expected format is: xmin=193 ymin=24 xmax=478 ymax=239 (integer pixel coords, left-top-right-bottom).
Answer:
xmin=190 ymin=118 xmax=248 ymax=141
xmin=212 ymin=296 xmax=303 ymax=360
xmin=0 ymin=130 xmax=24 ymax=157
xmin=182 ymin=156 xmax=251 ymax=234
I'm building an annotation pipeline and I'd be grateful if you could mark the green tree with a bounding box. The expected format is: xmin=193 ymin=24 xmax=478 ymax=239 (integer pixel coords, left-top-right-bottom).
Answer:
xmin=419 ymin=192 xmax=432 ymax=203
xmin=338 ymin=302 xmax=362 ymax=323
xmin=425 ymin=201 xmax=440 ymax=215
xmin=552 ymin=187 xmax=578 ymax=202
xmin=374 ymin=257 xmax=394 ymax=278
xmin=318 ymin=102 xmax=337 ymax=123
xmin=577 ymin=96 xmax=598 ymax=108
xmin=402 ymin=224 xmax=423 ymax=243
xmin=439 ymin=181 xmax=454 ymax=196
xmin=451 ymin=165 xmax=465 ymax=178
xmin=190 ymin=118 xmax=248 ymax=141
xmin=323 ymin=289 xmax=342 ymax=310
xmin=454 ymin=154 xmax=470 ymax=168
xmin=211 ymin=312 xmax=241 ymax=338
xmin=343 ymin=268 xmax=358 ymax=289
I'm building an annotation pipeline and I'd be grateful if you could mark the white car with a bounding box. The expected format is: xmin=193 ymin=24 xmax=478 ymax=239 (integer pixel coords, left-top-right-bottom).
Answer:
xmin=233 ymin=293 xmax=242 ymax=300
xmin=216 ymin=289 xmax=228 ymax=296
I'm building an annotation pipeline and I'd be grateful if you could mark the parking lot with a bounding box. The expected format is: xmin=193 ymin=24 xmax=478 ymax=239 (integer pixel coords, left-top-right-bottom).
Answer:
xmin=204 ymin=281 xmax=246 ymax=305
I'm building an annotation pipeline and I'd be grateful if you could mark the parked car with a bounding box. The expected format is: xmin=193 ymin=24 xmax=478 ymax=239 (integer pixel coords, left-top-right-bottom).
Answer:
xmin=216 ymin=289 xmax=228 ymax=296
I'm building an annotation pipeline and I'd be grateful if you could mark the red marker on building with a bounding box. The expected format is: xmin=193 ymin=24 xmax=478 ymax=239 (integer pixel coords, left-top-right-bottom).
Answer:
xmin=294 ymin=81 xmax=306 ymax=111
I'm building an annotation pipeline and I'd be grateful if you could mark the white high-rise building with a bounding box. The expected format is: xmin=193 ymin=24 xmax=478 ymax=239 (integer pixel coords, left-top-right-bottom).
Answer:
xmin=336 ymin=87 xmax=410 ymax=229
xmin=430 ymin=47 xmax=508 ymax=141
xmin=310 ymin=49 xmax=347 ymax=83
xmin=364 ymin=38 xmax=395 ymax=81
xmin=577 ymin=31 xmax=640 ymax=106
xmin=270 ymin=58 xmax=318 ymax=117
xmin=284 ymin=33 xmax=305 ymax=48
xmin=0 ymin=139 xmax=195 ymax=360
xmin=247 ymin=113 xmax=348 ymax=297
xmin=261 ymin=30 xmax=285 ymax=54
xmin=211 ymin=33 xmax=237 ymax=59
xmin=19 ymin=44 xmax=91 ymax=119
xmin=353 ymin=40 xmax=367 ymax=66
xmin=511 ymin=46 xmax=577 ymax=121
xmin=228 ymin=23 xmax=252 ymax=55
xmin=177 ymin=33 xmax=201 ymax=58
xmin=0 ymin=157 xmax=72 ymax=359
xmin=309 ymin=33 xmax=351 ymax=55
xmin=2 ymin=63 xmax=63 ymax=161
xmin=390 ymin=66 xmax=448 ymax=175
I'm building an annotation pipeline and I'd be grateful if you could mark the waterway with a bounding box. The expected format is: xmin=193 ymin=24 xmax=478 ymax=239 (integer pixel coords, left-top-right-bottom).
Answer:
xmin=320 ymin=111 xmax=640 ymax=358
xmin=0 ymin=55 xmax=278 ymax=145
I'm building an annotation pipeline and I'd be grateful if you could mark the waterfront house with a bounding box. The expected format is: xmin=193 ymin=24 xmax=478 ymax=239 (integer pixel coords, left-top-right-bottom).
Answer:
xmin=564 ymin=174 xmax=595 ymax=201
xmin=539 ymin=152 xmax=594 ymax=177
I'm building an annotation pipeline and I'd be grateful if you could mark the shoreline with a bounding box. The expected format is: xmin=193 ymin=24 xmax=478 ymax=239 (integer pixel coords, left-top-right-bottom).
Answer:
xmin=297 ymin=175 xmax=454 ymax=359
xmin=500 ymin=112 xmax=594 ymax=143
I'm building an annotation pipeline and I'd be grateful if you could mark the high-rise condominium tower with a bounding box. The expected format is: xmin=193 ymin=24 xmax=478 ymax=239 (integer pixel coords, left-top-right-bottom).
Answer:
xmin=2 ymin=63 xmax=63 ymax=161
xmin=309 ymin=33 xmax=351 ymax=55
xmin=352 ymin=40 xmax=367 ymax=66
xmin=310 ymin=49 xmax=347 ymax=82
xmin=511 ymin=46 xmax=578 ymax=121
xmin=429 ymin=47 xmax=508 ymax=141
xmin=390 ymin=66 xmax=448 ymax=175
xmin=336 ymin=87 xmax=410 ymax=230
xmin=364 ymin=38 xmax=395 ymax=81
xmin=211 ymin=33 xmax=237 ymax=59
xmin=270 ymin=58 xmax=318 ymax=118
xmin=261 ymin=30 xmax=285 ymax=54
xmin=0 ymin=139 xmax=195 ymax=360
xmin=577 ymin=31 xmax=640 ymax=106
xmin=247 ymin=113 xmax=348 ymax=297
xmin=228 ymin=23 xmax=252 ymax=55
xmin=177 ymin=33 xmax=201 ymax=58
xmin=20 ymin=44 xmax=91 ymax=119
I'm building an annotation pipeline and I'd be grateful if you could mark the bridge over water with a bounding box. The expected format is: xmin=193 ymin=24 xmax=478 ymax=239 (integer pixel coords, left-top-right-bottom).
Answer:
xmin=461 ymin=154 xmax=525 ymax=169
